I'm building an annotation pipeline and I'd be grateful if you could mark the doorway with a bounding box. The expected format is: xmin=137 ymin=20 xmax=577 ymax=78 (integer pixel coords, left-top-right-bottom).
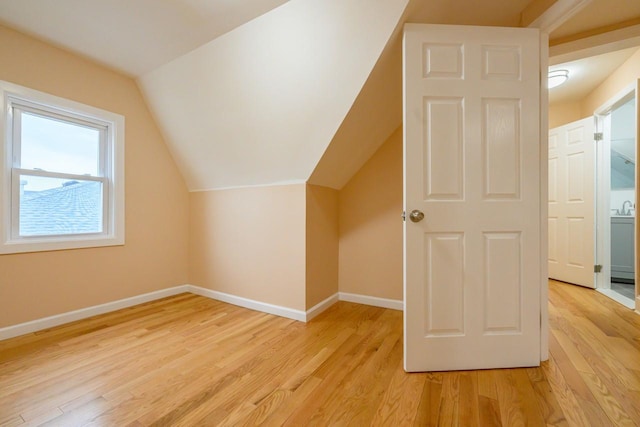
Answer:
xmin=594 ymin=88 xmax=637 ymax=309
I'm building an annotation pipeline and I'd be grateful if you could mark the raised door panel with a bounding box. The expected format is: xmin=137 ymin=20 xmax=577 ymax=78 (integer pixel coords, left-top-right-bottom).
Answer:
xmin=423 ymin=98 xmax=464 ymax=200
xmin=424 ymin=233 xmax=465 ymax=336
xmin=482 ymin=99 xmax=520 ymax=199
xmin=483 ymin=232 xmax=522 ymax=334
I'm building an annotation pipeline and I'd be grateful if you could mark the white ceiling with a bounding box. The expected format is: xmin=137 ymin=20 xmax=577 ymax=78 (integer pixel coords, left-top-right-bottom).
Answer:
xmin=549 ymin=46 xmax=639 ymax=104
xmin=0 ymin=0 xmax=289 ymax=77
xmin=138 ymin=0 xmax=410 ymax=190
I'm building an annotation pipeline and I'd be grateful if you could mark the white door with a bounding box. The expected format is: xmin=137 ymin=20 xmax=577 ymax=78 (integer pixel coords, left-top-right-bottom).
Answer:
xmin=403 ymin=24 xmax=542 ymax=372
xmin=548 ymin=118 xmax=595 ymax=288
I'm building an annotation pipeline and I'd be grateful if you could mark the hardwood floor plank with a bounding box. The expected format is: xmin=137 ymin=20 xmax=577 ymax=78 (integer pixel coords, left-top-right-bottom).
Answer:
xmin=137 ymin=320 xmax=304 ymax=425
xmin=413 ymin=376 xmax=443 ymax=427
xmin=437 ymin=373 xmax=460 ymax=425
xmin=540 ymin=354 xmax=592 ymax=427
xmin=551 ymin=327 xmax=594 ymax=374
xmin=281 ymin=312 xmax=399 ymax=425
xmin=475 ymin=370 xmax=505 ymax=426
xmin=315 ymin=311 xmax=401 ymax=417
xmin=548 ymin=331 xmax=597 ymax=402
xmin=580 ymin=371 xmax=636 ymax=426
xmin=548 ymin=322 xmax=616 ymax=425
xmin=0 ymin=294 xmax=198 ymax=358
xmin=0 ymin=415 xmax=24 ymax=427
xmin=511 ymin=369 xmax=548 ymax=425
xmin=495 ymin=369 xmax=529 ymax=427
xmin=370 ymin=361 xmax=425 ymax=426
xmin=40 ymin=397 xmax=108 ymax=427
xmin=19 ymin=406 xmax=62 ymax=426
xmin=319 ymin=335 xmax=402 ymax=425
xmin=163 ymin=311 xmax=363 ymax=425
xmin=477 ymin=369 xmax=499 ymax=400
xmin=569 ymin=315 xmax=640 ymax=393
xmin=0 ymin=281 xmax=639 ymax=426
xmin=551 ymin=309 xmax=640 ymax=419
xmin=477 ymin=395 xmax=502 ymax=427
xmin=525 ymin=367 xmax=568 ymax=426
xmin=256 ymin=376 xmax=323 ymax=426
xmin=458 ymin=372 xmax=480 ymax=426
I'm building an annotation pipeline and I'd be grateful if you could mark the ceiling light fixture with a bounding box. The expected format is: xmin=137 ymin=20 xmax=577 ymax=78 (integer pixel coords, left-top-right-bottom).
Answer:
xmin=548 ymin=69 xmax=569 ymax=89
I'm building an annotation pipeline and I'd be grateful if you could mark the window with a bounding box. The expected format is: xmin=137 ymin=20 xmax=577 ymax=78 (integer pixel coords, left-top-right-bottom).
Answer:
xmin=0 ymin=81 xmax=124 ymax=254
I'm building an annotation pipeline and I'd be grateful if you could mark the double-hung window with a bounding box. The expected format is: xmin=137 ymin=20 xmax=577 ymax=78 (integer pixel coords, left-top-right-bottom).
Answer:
xmin=0 ymin=81 xmax=124 ymax=254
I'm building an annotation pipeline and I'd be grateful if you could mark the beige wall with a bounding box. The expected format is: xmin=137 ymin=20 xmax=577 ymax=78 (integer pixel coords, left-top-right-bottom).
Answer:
xmin=306 ymin=184 xmax=339 ymax=308
xmin=338 ymin=126 xmax=403 ymax=301
xmin=582 ymin=49 xmax=640 ymax=115
xmin=0 ymin=25 xmax=189 ymax=328
xmin=189 ymin=185 xmax=307 ymax=311
xmin=549 ymin=101 xmax=583 ymax=128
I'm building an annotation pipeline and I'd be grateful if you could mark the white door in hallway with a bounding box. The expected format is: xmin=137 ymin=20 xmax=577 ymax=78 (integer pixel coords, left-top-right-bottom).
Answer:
xmin=548 ymin=118 xmax=595 ymax=288
xmin=403 ymin=24 xmax=543 ymax=372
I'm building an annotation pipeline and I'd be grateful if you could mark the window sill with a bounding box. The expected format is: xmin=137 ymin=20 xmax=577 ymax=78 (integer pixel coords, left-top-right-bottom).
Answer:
xmin=0 ymin=234 xmax=124 ymax=255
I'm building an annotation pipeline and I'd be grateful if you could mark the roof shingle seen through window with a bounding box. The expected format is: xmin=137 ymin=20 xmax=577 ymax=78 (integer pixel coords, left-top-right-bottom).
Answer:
xmin=20 ymin=181 xmax=102 ymax=236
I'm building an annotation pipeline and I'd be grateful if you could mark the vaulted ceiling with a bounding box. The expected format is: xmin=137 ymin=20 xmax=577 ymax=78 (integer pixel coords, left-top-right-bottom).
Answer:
xmin=138 ymin=0 xmax=410 ymax=190
xmin=1 ymin=0 xmax=639 ymax=190
xmin=0 ymin=0 xmax=290 ymax=77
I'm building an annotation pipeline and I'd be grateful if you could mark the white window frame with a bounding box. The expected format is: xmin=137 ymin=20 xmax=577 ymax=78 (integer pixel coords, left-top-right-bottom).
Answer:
xmin=0 ymin=80 xmax=125 ymax=254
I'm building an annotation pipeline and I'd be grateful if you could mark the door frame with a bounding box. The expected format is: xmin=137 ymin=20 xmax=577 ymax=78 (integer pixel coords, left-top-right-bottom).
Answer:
xmin=594 ymin=83 xmax=637 ymax=308
xmin=594 ymin=111 xmax=612 ymax=291
xmin=540 ymin=33 xmax=550 ymax=360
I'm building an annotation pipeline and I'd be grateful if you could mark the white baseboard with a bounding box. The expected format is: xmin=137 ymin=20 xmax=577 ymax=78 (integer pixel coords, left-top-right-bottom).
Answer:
xmin=339 ymin=292 xmax=404 ymax=311
xmin=306 ymin=293 xmax=340 ymax=321
xmin=597 ymin=288 xmax=635 ymax=309
xmin=186 ymin=285 xmax=307 ymax=322
xmin=0 ymin=286 xmax=403 ymax=341
xmin=0 ymin=285 xmax=191 ymax=341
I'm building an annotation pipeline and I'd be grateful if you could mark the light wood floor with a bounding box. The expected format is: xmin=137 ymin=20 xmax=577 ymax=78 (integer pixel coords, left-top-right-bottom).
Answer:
xmin=1 ymin=280 xmax=639 ymax=426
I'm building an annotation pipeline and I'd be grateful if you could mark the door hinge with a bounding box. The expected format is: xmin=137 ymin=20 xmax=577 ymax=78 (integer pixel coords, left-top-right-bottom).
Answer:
xmin=594 ymin=132 xmax=603 ymax=141
xmin=402 ymin=211 xmax=406 ymax=222
xmin=594 ymin=264 xmax=602 ymax=273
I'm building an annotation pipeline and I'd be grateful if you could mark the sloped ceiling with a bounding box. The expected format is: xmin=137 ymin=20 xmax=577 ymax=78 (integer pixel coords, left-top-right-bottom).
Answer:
xmin=0 ymin=0 xmax=289 ymax=77
xmin=309 ymin=0 xmax=533 ymax=188
xmin=138 ymin=0 xmax=410 ymax=190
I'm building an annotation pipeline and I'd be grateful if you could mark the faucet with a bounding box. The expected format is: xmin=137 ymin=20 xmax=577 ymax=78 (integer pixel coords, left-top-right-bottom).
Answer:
xmin=621 ymin=200 xmax=633 ymax=216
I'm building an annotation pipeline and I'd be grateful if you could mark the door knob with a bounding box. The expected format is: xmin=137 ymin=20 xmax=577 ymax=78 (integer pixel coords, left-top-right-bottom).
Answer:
xmin=409 ymin=209 xmax=424 ymax=223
